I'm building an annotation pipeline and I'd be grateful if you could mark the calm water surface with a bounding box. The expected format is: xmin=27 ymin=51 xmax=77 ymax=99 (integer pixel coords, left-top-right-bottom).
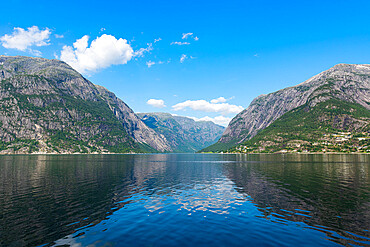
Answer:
xmin=0 ymin=154 xmax=369 ymax=246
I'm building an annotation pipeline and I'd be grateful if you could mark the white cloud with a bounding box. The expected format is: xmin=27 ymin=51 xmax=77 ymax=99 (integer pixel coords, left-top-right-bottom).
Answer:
xmin=171 ymin=41 xmax=190 ymax=45
xmin=188 ymin=115 xmax=232 ymax=127
xmin=0 ymin=26 xmax=51 ymax=54
xmin=147 ymin=99 xmax=166 ymax=108
xmin=181 ymin=33 xmax=199 ymax=41
xmin=171 ymin=33 xmax=198 ymax=46
xmin=29 ymin=49 xmax=42 ymax=57
xmin=133 ymin=43 xmax=153 ymax=57
xmin=180 ymin=54 xmax=187 ymax=63
xmin=59 ymin=34 xmax=133 ymax=74
xmin=210 ymin=97 xmax=227 ymax=104
xmin=182 ymin=33 xmax=193 ymax=39
xmin=134 ymin=38 xmax=161 ymax=59
xmin=146 ymin=61 xmax=155 ymax=68
xmin=146 ymin=60 xmax=164 ymax=68
xmin=54 ymin=34 xmax=64 ymax=39
xmin=172 ymin=99 xmax=243 ymax=115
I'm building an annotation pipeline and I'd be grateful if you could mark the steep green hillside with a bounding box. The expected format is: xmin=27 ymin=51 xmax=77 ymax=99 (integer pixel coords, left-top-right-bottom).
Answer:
xmin=228 ymin=98 xmax=369 ymax=153
xmin=206 ymin=64 xmax=370 ymax=152
xmin=0 ymin=56 xmax=169 ymax=153
xmin=200 ymin=140 xmax=237 ymax=153
xmin=0 ymin=74 xmax=139 ymax=153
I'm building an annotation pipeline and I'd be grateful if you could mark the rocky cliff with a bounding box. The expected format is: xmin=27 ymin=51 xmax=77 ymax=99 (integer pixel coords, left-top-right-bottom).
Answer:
xmin=137 ymin=112 xmax=225 ymax=152
xmin=0 ymin=56 xmax=171 ymax=153
xmin=211 ymin=64 xmax=370 ymax=150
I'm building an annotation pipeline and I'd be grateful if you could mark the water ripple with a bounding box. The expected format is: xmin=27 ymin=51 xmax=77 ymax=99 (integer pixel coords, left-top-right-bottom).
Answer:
xmin=0 ymin=154 xmax=368 ymax=246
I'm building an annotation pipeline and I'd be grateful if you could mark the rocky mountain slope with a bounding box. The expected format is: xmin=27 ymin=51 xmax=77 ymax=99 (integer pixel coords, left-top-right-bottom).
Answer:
xmin=137 ymin=112 xmax=225 ymax=152
xmin=204 ymin=64 xmax=370 ymax=152
xmin=229 ymin=98 xmax=370 ymax=153
xmin=0 ymin=56 xmax=171 ymax=153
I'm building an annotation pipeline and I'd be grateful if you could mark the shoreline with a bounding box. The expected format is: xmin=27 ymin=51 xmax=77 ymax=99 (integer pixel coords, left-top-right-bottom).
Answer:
xmin=0 ymin=152 xmax=369 ymax=155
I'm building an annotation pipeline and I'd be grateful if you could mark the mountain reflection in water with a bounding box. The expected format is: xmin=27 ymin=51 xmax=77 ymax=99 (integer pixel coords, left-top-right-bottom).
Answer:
xmin=0 ymin=154 xmax=368 ymax=246
xmin=224 ymin=154 xmax=370 ymax=246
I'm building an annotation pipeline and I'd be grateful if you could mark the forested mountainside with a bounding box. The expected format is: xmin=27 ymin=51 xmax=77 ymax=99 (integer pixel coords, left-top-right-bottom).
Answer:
xmin=0 ymin=56 xmax=171 ymax=153
xmin=203 ymin=64 xmax=370 ymax=153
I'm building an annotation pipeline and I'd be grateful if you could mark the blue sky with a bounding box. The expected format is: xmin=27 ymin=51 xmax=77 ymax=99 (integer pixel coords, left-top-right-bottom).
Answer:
xmin=1 ymin=0 xmax=370 ymax=126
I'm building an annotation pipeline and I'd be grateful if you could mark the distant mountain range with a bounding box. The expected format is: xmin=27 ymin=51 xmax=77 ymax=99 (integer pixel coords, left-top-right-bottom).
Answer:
xmin=203 ymin=64 xmax=370 ymax=153
xmin=137 ymin=112 xmax=224 ymax=152
xmin=1 ymin=56 xmax=369 ymax=154
xmin=0 ymin=56 xmax=222 ymax=154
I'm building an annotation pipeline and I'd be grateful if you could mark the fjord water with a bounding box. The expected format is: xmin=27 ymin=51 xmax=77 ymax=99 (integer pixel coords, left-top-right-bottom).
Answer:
xmin=0 ymin=154 xmax=369 ymax=246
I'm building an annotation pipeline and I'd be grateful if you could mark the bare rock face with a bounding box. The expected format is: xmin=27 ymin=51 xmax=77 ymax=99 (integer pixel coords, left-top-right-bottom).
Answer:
xmin=218 ymin=64 xmax=370 ymax=145
xmin=0 ymin=56 xmax=171 ymax=153
xmin=94 ymin=86 xmax=171 ymax=152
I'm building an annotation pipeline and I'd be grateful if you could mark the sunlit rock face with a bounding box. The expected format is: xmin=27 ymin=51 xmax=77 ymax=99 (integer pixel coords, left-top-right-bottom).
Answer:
xmin=218 ymin=64 xmax=370 ymax=145
xmin=0 ymin=56 xmax=171 ymax=153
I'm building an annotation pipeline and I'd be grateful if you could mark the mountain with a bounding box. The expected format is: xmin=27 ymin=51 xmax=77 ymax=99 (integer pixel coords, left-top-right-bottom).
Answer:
xmin=0 ymin=56 xmax=171 ymax=153
xmin=137 ymin=112 xmax=225 ymax=152
xmin=229 ymin=98 xmax=370 ymax=153
xmin=203 ymin=64 xmax=370 ymax=152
